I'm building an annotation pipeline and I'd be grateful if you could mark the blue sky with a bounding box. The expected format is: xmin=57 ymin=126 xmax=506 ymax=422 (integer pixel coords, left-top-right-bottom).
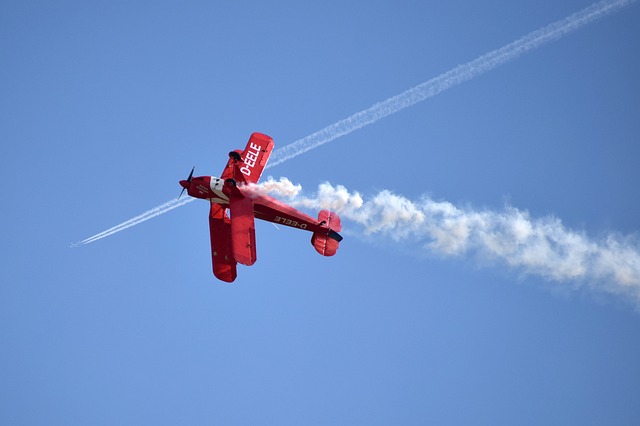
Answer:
xmin=2 ymin=1 xmax=640 ymax=424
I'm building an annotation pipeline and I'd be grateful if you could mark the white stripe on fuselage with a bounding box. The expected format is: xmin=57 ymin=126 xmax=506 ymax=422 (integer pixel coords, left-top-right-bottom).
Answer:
xmin=209 ymin=177 xmax=229 ymax=203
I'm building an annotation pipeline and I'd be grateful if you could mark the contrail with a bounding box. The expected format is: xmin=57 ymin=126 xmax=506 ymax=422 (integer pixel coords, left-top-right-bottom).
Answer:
xmin=74 ymin=197 xmax=195 ymax=246
xmin=267 ymin=0 xmax=637 ymax=167
xmin=258 ymin=178 xmax=640 ymax=305
xmin=75 ymin=0 xmax=635 ymax=245
xmin=78 ymin=198 xmax=187 ymax=244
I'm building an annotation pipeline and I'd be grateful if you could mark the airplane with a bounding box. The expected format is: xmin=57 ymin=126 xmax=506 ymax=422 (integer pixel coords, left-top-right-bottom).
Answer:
xmin=179 ymin=132 xmax=343 ymax=282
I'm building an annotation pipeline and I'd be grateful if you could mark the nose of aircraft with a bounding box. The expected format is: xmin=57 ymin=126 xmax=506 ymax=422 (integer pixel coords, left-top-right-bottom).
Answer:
xmin=178 ymin=167 xmax=195 ymax=200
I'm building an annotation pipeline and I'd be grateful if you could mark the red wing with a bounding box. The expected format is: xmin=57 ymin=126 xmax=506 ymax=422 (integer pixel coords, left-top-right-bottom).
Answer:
xmin=209 ymin=204 xmax=237 ymax=283
xmin=221 ymin=132 xmax=274 ymax=184
xmin=229 ymin=195 xmax=257 ymax=266
xmin=239 ymin=132 xmax=273 ymax=184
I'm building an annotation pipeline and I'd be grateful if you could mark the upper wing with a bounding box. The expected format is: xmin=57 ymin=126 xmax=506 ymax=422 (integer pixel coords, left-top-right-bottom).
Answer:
xmin=221 ymin=132 xmax=274 ymax=184
xmin=209 ymin=204 xmax=237 ymax=283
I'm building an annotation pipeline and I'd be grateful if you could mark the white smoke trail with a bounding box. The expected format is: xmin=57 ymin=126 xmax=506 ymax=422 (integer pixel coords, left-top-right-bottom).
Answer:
xmin=248 ymin=177 xmax=303 ymax=198
xmin=75 ymin=0 xmax=636 ymax=245
xmin=266 ymin=0 xmax=637 ymax=168
xmin=258 ymin=178 xmax=640 ymax=304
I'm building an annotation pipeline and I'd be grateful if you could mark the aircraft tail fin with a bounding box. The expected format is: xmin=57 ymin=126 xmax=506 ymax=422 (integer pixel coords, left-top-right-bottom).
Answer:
xmin=311 ymin=210 xmax=342 ymax=256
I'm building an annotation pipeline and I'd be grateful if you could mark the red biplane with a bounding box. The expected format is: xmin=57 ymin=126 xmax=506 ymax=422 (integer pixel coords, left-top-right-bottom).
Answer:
xmin=179 ymin=132 xmax=343 ymax=282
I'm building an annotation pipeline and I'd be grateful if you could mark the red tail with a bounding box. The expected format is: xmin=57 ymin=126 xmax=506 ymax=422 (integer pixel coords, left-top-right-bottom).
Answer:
xmin=311 ymin=210 xmax=342 ymax=256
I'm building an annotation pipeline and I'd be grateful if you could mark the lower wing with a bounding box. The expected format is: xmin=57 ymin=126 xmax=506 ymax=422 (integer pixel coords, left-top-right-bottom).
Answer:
xmin=209 ymin=204 xmax=237 ymax=283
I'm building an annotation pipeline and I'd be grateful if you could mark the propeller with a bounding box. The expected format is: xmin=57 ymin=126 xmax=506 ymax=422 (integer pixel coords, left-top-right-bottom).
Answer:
xmin=179 ymin=166 xmax=195 ymax=199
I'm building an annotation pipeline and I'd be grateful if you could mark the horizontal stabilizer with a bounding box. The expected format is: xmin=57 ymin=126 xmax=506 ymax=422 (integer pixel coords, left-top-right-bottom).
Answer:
xmin=311 ymin=210 xmax=342 ymax=256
